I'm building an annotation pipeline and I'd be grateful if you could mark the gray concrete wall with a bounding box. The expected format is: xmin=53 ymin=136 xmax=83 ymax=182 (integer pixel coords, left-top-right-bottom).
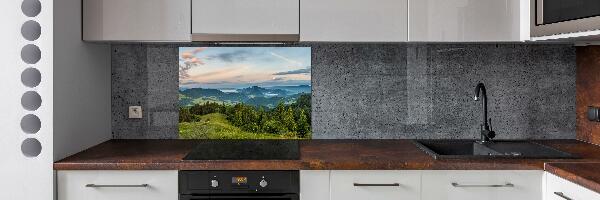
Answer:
xmin=112 ymin=43 xmax=576 ymax=139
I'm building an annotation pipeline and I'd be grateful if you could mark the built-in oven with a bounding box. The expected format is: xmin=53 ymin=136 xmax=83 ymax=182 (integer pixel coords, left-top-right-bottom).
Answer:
xmin=179 ymin=171 xmax=299 ymax=200
xmin=532 ymin=0 xmax=600 ymax=37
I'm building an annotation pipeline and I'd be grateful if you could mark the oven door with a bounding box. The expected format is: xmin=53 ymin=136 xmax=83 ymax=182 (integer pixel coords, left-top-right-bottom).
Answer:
xmin=180 ymin=194 xmax=299 ymax=200
xmin=532 ymin=0 xmax=600 ymax=37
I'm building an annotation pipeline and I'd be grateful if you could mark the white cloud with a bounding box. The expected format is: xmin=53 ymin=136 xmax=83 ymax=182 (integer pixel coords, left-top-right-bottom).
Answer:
xmin=270 ymin=52 xmax=303 ymax=66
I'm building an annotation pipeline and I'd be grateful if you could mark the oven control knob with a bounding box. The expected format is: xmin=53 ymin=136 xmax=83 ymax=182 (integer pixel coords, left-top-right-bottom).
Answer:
xmin=211 ymin=180 xmax=219 ymax=188
xmin=259 ymin=179 xmax=268 ymax=188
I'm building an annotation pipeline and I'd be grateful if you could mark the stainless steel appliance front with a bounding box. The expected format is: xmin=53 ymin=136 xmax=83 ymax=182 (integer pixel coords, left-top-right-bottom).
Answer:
xmin=532 ymin=0 xmax=600 ymax=37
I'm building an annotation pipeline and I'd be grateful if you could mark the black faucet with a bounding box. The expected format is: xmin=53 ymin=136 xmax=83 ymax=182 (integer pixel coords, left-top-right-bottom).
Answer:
xmin=474 ymin=83 xmax=495 ymax=143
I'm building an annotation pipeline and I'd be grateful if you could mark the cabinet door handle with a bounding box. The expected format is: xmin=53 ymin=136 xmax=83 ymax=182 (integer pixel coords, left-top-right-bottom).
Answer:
xmin=85 ymin=184 xmax=149 ymax=188
xmin=553 ymin=192 xmax=573 ymax=200
xmin=451 ymin=182 xmax=514 ymax=188
xmin=353 ymin=183 xmax=400 ymax=187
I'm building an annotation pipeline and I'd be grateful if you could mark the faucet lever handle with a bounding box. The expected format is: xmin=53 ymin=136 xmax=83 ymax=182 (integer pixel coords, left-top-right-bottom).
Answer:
xmin=488 ymin=118 xmax=496 ymax=140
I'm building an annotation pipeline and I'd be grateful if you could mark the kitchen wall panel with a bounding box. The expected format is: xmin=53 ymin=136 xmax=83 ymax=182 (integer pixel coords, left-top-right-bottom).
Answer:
xmin=111 ymin=43 xmax=576 ymax=139
xmin=0 ymin=0 xmax=53 ymax=199
xmin=54 ymin=0 xmax=111 ymax=161
xmin=576 ymin=46 xmax=600 ymax=145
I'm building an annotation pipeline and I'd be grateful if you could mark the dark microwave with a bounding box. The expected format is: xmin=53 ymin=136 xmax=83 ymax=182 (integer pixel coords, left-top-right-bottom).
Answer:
xmin=532 ymin=0 xmax=600 ymax=37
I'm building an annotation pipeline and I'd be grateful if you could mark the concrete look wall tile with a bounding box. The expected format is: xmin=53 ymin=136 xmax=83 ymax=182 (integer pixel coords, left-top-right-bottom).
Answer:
xmin=111 ymin=43 xmax=576 ymax=140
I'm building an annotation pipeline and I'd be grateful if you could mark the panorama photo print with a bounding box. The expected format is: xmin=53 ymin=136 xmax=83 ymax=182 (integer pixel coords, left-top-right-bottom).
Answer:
xmin=178 ymin=47 xmax=312 ymax=139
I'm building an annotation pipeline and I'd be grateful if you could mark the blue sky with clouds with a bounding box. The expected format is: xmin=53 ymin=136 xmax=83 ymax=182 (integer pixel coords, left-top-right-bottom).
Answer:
xmin=179 ymin=47 xmax=311 ymax=90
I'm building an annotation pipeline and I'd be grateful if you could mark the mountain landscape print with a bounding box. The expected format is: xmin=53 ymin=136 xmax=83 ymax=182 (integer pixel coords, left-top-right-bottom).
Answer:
xmin=178 ymin=47 xmax=312 ymax=139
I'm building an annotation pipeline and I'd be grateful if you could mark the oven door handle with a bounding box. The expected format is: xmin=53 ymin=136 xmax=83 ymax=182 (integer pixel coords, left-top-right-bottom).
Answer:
xmin=181 ymin=194 xmax=298 ymax=200
xmin=211 ymin=196 xmax=297 ymax=199
xmin=354 ymin=183 xmax=400 ymax=187
xmin=180 ymin=196 xmax=209 ymax=200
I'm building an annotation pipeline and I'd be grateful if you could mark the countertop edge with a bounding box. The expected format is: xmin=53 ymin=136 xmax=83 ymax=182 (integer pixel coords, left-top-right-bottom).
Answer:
xmin=545 ymin=162 xmax=600 ymax=194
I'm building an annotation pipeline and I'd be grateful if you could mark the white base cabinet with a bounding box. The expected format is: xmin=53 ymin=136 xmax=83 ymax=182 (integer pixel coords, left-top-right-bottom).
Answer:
xmin=300 ymin=170 xmax=546 ymax=200
xmin=57 ymin=170 xmax=178 ymax=200
xmin=301 ymin=170 xmax=331 ymax=200
xmin=330 ymin=170 xmax=421 ymax=200
xmin=421 ymin=170 xmax=543 ymax=200
xmin=545 ymin=172 xmax=600 ymax=200
xmin=56 ymin=170 xmax=600 ymax=200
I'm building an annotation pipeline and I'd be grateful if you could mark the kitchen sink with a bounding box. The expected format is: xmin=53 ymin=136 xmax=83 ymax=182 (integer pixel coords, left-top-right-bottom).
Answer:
xmin=413 ymin=140 xmax=577 ymax=159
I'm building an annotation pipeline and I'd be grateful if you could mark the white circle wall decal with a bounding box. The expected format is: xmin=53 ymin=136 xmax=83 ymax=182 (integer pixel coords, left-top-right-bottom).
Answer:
xmin=21 ymin=44 xmax=41 ymax=64
xmin=21 ymin=91 xmax=42 ymax=111
xmin=21 ymin=0 xmax=41 ymax=17
xmin=21 ymin=138 xmax=42 ymax=157
xmin=21 ymin=20 xmax=41 ymax=41
xmin=20 ymin=114 xmax=41 ymax=134
xmin=21 ymin=68 xmax=41 ymax=88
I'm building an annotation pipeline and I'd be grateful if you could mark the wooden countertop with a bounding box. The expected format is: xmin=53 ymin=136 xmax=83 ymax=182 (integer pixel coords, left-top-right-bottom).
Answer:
xmin=545 ymin=162 xmax=600 ymax=194
xmin=54 ymin=139 xmax=600 ymax=170
xmin=54 ymin=139 xmax=600 ymax=194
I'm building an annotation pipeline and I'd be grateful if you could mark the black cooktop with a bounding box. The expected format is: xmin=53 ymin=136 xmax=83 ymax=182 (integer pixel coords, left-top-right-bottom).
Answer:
xmin=183 ymin=140 xmax=300 ymax=160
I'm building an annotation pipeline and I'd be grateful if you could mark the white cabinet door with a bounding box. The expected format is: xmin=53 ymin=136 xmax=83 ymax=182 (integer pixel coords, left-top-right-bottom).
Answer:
xmin=300 ymin=0 xmax=408 ymax=42
xmin=301 ymin=170 xmax=331 ymax=200
xmin=421 ymin=170 xmax=543 ymax=200
xmin=409 ymin=0 xmax=529 ymax=42
xmin=57 ymin=170 xmax=178 ymax=200
xmin=330 ymin=170 xmax=420 ymax=200
xmin=192 ymin=0 xmax=299 ymax=41
xmin=545 ymin=172 xmax=600 ymax=200
xmin=82 ymin=0 xmax=191 ymax=41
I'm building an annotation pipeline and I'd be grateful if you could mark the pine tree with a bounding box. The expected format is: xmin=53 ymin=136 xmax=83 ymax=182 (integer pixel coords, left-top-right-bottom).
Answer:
xmin=282 ymin=107 xmax=297 ymax=134
xmin=179 ymin=108 xmax=193 ymax=122
xmin=297 ymin=109 xmax=310 ymax=138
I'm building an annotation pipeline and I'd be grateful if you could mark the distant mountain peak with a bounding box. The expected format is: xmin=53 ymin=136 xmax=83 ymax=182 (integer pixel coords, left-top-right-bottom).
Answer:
xmin=179 ymin=85 xmax=311 ymax=107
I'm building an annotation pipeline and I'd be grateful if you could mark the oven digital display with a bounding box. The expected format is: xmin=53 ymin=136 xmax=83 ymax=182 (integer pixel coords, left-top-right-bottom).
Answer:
xmin=232 ymin=176 xmax=248 ymax=185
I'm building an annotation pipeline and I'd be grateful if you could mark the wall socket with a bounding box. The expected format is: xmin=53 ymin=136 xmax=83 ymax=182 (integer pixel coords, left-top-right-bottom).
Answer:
xmin=588 ymin=106 xmax=600 ymax=122
xmin=128 ymin=106 xmax=143 ymax=119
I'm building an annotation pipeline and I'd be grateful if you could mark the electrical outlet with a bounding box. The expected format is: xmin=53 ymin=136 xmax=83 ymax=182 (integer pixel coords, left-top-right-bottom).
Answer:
xmin=129 ymin=106 xmax=143 ymax=119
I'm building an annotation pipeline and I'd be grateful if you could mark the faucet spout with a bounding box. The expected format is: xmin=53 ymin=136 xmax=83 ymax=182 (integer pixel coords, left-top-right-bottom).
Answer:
xmin=474 ymin=83 xmax=495 ymax=142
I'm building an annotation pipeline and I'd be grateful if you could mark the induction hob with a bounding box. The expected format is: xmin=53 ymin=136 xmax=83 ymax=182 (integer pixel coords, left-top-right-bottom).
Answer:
xmin=183 ymin=140 xmax=300 ymax=160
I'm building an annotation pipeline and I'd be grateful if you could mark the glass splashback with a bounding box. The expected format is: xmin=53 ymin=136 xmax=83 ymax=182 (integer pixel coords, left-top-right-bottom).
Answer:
xmin=178 ymin=47 xmax=312 ymax=139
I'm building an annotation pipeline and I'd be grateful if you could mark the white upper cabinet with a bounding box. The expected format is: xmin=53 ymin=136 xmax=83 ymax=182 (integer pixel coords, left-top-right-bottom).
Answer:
xmin=81 ymin=0 xmax=532 ymax=42
xmin=191 ymin=0 xmax=300 ymax=41
xmin=300 ymin=0 xmax=408 ymax=42
xmin=82 ymin=0 xmax=191 ymax=42
xmin=409 ymin=0 xmax=530 ymax=42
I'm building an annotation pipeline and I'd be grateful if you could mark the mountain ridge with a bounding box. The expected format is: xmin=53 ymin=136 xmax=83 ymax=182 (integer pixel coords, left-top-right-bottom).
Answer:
xmin=179 ymin=85 xmax=311 ymax=108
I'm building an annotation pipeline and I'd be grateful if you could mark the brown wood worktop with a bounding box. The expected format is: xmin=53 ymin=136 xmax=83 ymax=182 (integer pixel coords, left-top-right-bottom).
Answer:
xmin=54 ymin=139 xmax=600 ymax=171
xmin=545 ymin=162 xmax=600 ymax=194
